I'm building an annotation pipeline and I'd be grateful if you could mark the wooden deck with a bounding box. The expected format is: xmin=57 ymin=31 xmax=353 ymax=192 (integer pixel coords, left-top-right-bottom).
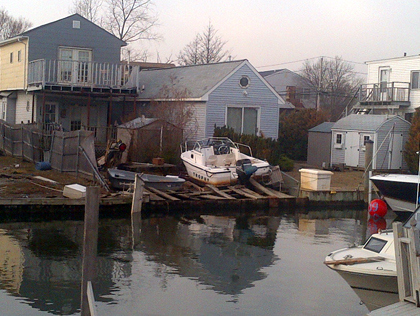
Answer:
xmin=367 ymin=301 xmax=420 ymax=316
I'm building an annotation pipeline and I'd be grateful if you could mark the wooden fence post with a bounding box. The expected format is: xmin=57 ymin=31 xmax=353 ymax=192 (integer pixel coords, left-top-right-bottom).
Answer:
xmin=81 ymin=187 xmax=100 ymax=316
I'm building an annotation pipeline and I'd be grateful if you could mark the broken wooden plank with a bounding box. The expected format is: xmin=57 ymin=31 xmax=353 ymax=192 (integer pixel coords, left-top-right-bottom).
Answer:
xmin=183 ymin=180 xmax=205 ymax=192
xmin=206 ymin=184 xmax=236 ymax=199
xmin=249 ymin=177 xmax=294 ymax=198
xmin=324 ymin=257 xmax=385 ymax=266
xmin=198 ymin=194 xmax=226 ymax=200
xmin=143 ymin=189 xmax=166 ymax=201
xmin=146 ymin=187 xmax=180 ymax=201
xmin=228 ymin=186 xmax=259 ymax=199
xmin=240 ymin=187 xmax=265 ymax=199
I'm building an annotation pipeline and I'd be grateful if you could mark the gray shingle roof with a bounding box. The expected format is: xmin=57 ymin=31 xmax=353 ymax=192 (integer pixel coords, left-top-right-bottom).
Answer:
xmin=332 ymin=114 xmax=399 ymax=131
xmin=137 ymin=60 xmax=246 ymax=99
xmin=308 ymin=122 xmax=335 ymax=133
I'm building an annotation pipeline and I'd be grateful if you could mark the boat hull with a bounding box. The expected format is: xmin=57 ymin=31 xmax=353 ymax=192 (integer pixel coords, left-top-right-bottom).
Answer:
xmin=181 ymin=159 xmax=236 ymax=186
xmin=107 ymin=168 xmax=185 ymax=191
xmin=333 ymin=268 xmax=398 ymax=294
xmin=370 ymin=174 xmax=419 ymax=213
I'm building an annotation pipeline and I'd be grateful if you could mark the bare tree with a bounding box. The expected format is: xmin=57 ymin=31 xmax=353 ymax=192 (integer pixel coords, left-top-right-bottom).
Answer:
xmin=103 ymin=0 xmax=159 ymax=43
xmin=300 ymin=56 xmax=364 ymax=120
xmin=70 ymin=0 xmax=103 ymax=24
xmin=147 ymin=76 xmax=198 ymax=141
xmin=0 ymin=8 xmax=32 ymax=40
xmin=178 ymin=22 xmax=231 ymax=66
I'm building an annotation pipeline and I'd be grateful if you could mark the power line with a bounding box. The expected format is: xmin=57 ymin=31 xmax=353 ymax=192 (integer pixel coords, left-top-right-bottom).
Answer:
xmin=257 ymin=55 xmax=367 ymax=70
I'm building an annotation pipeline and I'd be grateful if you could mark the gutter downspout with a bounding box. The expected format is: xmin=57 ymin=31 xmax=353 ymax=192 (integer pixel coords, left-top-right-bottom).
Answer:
xmin=17 ymin=37 xmax=28 ymax=90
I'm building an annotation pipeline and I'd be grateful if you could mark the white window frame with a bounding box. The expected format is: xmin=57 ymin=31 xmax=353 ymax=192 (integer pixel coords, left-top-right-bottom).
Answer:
xmin=58 ymin=47 xmax=92 ymax=84
xmin=334 ymin=132 xmax=343 ymax=149
xmin=411 ymin=71 xmax=420 ymax=90
xmin=225 ymin=106 xmax=260 ymax=135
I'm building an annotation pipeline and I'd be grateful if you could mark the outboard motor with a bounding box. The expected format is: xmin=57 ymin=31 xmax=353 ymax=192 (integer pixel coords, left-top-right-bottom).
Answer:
xmin=236 ymin=159 xmax=258 ymax=184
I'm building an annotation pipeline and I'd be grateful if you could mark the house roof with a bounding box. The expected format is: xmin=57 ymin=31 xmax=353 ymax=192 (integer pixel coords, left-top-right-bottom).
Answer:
xmin=308 ymin=122 xmax=335 ymax=133
xmin=365 ymin=54 xmax=420 ymax=65
xmin=137 ymin=60 xmax=287 ymax=105
xmin=19 ymin=13 xmax=126 ymax=46
xmin=331 ymin=114 xmax=404 ymax=131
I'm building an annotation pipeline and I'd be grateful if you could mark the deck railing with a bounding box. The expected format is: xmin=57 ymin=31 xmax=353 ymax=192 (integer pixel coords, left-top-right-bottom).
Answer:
xmin=359 ymin=82 xmax=410 ymax=103
xmin=28 ymin=59 xmax=139 ymax=89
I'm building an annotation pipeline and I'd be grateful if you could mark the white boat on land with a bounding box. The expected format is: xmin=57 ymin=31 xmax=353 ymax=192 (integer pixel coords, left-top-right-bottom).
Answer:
xmin=180 ymin=137 xmax=271 ymax=186
xmin=370 ymin=173 xmax=419 ymax=213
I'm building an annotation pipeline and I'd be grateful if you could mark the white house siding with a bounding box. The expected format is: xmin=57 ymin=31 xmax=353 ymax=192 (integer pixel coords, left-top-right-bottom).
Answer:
xmin=367 ymin=56 xmax=420 ymax=111
xmin=205 ymin=63 xmax=279 ymax=139
xmin=15 ymin=91 xmax=33 ymax=124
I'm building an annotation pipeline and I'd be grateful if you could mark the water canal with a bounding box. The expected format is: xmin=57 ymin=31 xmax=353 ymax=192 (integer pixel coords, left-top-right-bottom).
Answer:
xmin=0 ymin=207 xmax=397 ymax=315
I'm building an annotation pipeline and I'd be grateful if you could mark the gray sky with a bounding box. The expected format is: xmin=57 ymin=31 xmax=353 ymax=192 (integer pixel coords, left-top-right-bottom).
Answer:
xmin=4 ymin=0 xmax=420 ymax=75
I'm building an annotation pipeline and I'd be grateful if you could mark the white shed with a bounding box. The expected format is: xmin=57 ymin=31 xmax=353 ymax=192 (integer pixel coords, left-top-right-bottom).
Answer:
xmin=331 ymin=114 xmax=411 ymax=170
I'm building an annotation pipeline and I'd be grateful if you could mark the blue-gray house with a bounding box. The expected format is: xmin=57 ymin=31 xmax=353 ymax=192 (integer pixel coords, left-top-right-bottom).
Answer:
xmin=136 ymin=60 xmax=292 ymax=140
xmin=0 ymin=14 xmax=138 ymax=145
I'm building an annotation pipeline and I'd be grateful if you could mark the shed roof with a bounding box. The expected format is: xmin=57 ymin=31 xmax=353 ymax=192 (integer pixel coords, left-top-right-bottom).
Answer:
xmin=308 ymin=122 xmax=335 ymax=133
xmin=332 ymin=114 xmax=404 ymax=131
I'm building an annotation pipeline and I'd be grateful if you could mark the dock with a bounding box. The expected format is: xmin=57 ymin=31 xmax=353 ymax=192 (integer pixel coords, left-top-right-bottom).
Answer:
xmin=367 ymin=222 xmax=420 ymax=316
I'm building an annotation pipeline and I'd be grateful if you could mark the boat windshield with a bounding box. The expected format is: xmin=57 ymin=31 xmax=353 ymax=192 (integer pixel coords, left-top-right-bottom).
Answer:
xmin=193 ymin=138 xmax=236 ymax=154
xmin=363 ymin=237 xmax=388 ymax=253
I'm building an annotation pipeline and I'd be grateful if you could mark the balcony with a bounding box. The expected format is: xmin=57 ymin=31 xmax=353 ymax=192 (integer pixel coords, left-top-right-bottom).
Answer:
xmin=27 ymin=59 xmax=139 ymax=95
xmin=358 ymin=82 xmax=410 ymax=106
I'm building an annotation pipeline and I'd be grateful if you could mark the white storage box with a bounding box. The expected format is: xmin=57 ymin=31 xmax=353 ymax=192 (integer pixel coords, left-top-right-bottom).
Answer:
xmin=299 ymin=168 xmax=333 ymax=191
xmin=63 ymin=184 xmax=86 ymax=199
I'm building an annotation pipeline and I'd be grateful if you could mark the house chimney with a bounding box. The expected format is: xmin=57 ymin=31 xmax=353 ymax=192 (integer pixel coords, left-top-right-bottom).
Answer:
xmin=404 ymin=52 xmax=407 ymax=56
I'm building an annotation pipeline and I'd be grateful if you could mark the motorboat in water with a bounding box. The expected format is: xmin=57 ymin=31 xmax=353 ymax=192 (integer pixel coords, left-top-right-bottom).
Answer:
xmin=324 ymin=207 xmax=420 ymax=310
xmin=370 ymin=173 xmax=419 ymax=213
xmin=180 ymin=137 xmax=271 ymax=186
xmin=324 ymin=230 xmax=397 ymax=293
xmin=107 ymin=168 xmax=185 ymax=191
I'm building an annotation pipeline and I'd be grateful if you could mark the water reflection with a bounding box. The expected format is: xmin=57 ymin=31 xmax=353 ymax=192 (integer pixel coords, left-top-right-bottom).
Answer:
xmin=0 ymin=209 xmax=375 ymax=315
xmin=137 ymin=216 xmax=280 ymax=296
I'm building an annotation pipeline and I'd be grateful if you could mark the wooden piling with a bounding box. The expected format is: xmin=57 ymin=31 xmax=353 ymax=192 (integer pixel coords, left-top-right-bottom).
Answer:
xmin=131 ymin=174 xmax=144 ymax=248
xmin=81 ymin=187 xmax=100 ymax=316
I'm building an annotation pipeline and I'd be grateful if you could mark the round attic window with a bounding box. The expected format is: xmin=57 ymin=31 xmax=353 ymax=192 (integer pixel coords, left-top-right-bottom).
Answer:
xmin=239 ymin=76 xmax=250 ymax=88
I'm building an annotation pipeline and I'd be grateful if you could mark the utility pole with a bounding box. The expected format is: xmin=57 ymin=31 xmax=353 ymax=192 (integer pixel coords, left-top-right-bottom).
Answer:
xmin=317 ymin=57 xmax=323 ymax=111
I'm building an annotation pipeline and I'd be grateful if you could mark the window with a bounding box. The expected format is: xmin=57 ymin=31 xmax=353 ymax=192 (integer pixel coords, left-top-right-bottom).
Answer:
xmin=1 ymin=100 xmax=6 ymax=120
xmin=239 ymin=76 xmax=250 ymax=88
xmin=73 ymin=20 xmax=81 ymax=29
xmin=335 ymin=133 xmax=342 ymax=144
xmin=71 ymin=120 xmax=82 ymax=131
xmin=58 ymin=47 xmax=92 ymax=83
xmin=411 ymin=71 xmax=420 ymax=89
xmin=18 ymin=50 xmax=21 ymax=62
xmin=334 ymin=133 xmax=343 ymax=149
xmin=363 ymin=135 xmax=370 ymax=144
xmin=10 ymin=52 xmax=13 ymax=63
xmin=363 ymin=237 xmax=388 ymax=253
xmin=226 ymin=107 xmax=259 ymax=135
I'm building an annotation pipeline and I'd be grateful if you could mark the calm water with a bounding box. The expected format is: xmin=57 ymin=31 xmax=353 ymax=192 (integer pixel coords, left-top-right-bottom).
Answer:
xmin=0 ymin=208 xmax=391 ymax=315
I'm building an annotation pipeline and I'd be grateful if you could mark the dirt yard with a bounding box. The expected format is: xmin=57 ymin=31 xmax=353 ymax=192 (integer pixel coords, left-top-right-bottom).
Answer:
xmin=0 ymin=154 xmax=366 ymax=199
xmin=0 ymin=154 xmax=95 ymax=198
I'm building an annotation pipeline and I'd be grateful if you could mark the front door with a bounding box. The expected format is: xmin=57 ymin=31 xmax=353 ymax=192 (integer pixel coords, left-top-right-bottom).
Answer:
xmin=344 ymin=132 xmax=360 ymax=167
xmin=380 ymin=68 xmax=390 ymax=101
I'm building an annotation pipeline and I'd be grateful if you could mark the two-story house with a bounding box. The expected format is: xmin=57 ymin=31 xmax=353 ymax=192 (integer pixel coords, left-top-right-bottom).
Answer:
xmin=351 ymin=54 xmax=420 ymax=121
xmin=0 ymin=14 xmax=139 ymax=144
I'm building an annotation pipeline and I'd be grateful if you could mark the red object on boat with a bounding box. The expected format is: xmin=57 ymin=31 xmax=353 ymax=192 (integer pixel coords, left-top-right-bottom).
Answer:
xmin=368 ymin=199 xmax=388 ymax=218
